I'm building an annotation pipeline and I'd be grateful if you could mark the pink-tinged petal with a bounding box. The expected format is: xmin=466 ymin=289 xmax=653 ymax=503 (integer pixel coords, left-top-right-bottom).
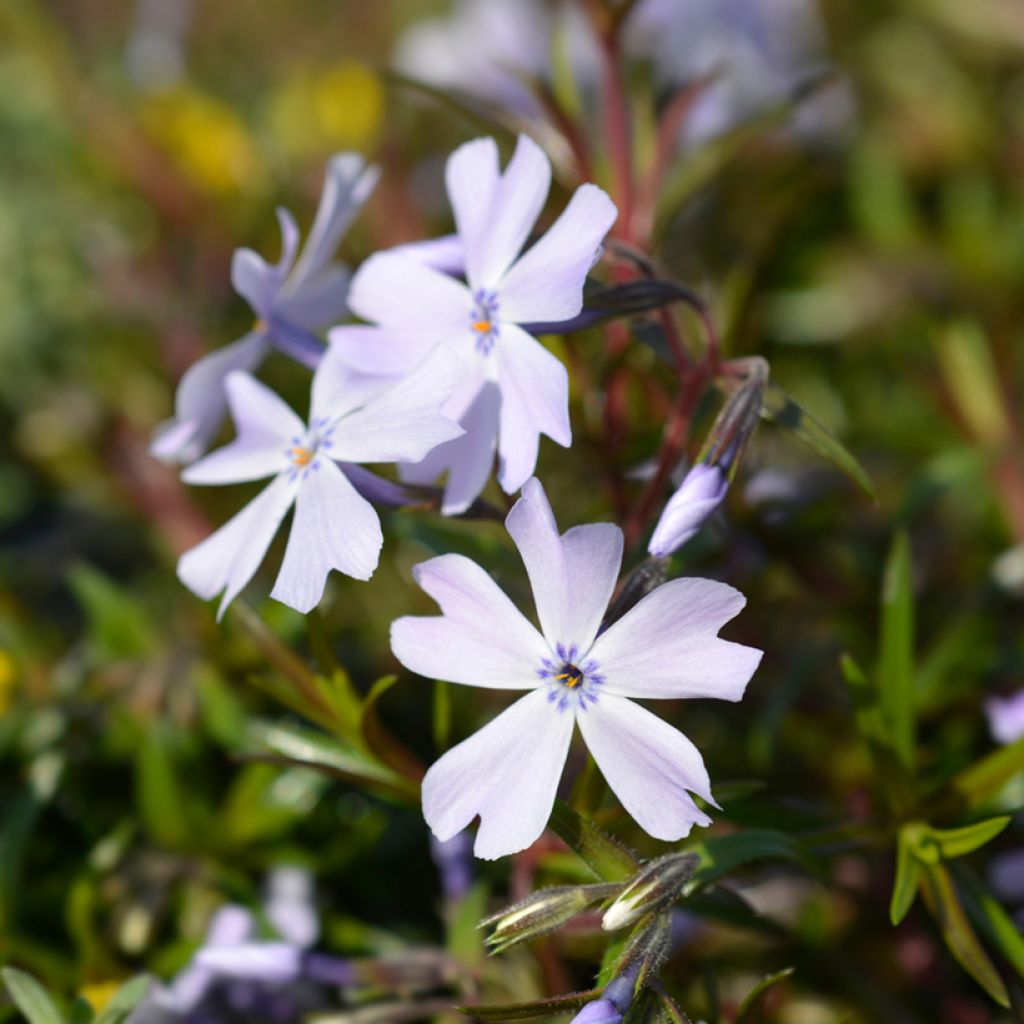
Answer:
xmin=578 ymin=694 xmax=713 ymax=841
xmin=445 ymin=137 xmax=500 ymax=287
xmin=325 ymin=323 xmax=436 ymax=380
xmin=506 ymin=478 xmax=622 ymax=650
xmin=270 ymin=460 xmax=382 ymax=612
xmin=150 ymin=330 xmax=269 ymax=465
xmin=499 ymin=183 xmax=617 ymax=323
xmin=347 ymin=251 xmax=471 ymax=332
xmin=472 ymin=134 xmax=551 ymax=289
xmin=182 ymin=371 xmax=304 ymax=485
xmin=287 ymin=154 xmax=379 ymax=290
xmin=177 ymin=473 xmax=299 ymax=620
xmin=399 ymin=378 xmax=501 ymax=515
xmin=496 ymin=323 xmax=570 ymax=493
xmin=390 ymin=233 xmax=465 ymax=276
xmin=422 ymin=688 xmax=575 ymax=859
xmin=590 ymin=578 xmax=762 ymax=701
xmin=391 ymin=553 xmax=548 ymax=689
xmin=277 ymin=264 xmax=351 ymax=330
xmin=648 ymin=463 xmax=728 ymax=557
xmin=326 ymin=347 xmax=465 ymax=464
xmin=232 ymin=209 xmax=300 ymax=317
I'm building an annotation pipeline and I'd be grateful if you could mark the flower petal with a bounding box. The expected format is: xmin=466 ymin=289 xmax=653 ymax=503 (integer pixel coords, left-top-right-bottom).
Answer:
xmin=499 ymin=183 xmax=617 ymax=323
xmin=390 ymin=233 xmax=465 ymax=276
xmin=505 ymin=478 xmax=622 ymax=650
xmin=472 ymin=134 xmax=551 ymax=289
xmin=270 ymin=459 xmax=381 ymax=613
xmin=177 ymin=473 xmax=299 ymax=620
xmin=391 ymin=553 xmax=548 ymax=689
xmin=325 ymin=323 xmax=436 ymax=380
xmin=422 ymin=688 xmax=575 ymax=859
xmin=578 ymin=694 xmax=713 ymax=841
xmin=496 ymin=323 xmax=570 ymax=493
xmin=232 ymin=208 xmax=300 ymax=317
xmin=150 ymin=330 xmax=269 ymax=465
xmin=648 ymin=463 xmax=728 ymax=557
xmin=325 ymin=347 xmax=466 ymax=463
xmin=287 ymin=154 xmax=379 ymax=290
xmin=347 ymin=251 xmax=471 ymax=333
xmin=277 ymin=264 xmax=351 ymax=330
xmin=182 ymin=371 xmax=304 ymax=485
xmin=590 ymin=578 xmax=762 ymax=701
xmin=445 ymin=137 xmax=500 ymax=287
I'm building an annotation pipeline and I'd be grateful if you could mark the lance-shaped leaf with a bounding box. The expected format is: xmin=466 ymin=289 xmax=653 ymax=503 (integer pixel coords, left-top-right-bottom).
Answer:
xmin=761 ymin=384 xmax=877 ymax=500
xmin=735 ymin=968 xmax=795 ymax=1024
xmin=891 ymin=826 xmax=924 ymax=925
xmin=613 ymin=914 xmax=673 ymax=995
xmin=879 ymin=532 xmax=916 ymax=773
xmin=549 ymin=800 xmax=640 ymax=883
xmin=457 ymin=989 xmax=604 ymax=1021
xmin=94 ymin=976 xmax=151 ymax=1024
xmin=685 ymin=829 xmax=817 ymax=893
xmin=923 ymin=817 xmax=1010 ymax=859
xmin=602 ymin=853 xmax=700 ymax=931
xmin=953 ymin=863 xmax=1024 ymax=982
xmin=952 ymin=736 xmax=1024 ymax=809
xmin=1 ymin=969 xmax=64 ymax=1024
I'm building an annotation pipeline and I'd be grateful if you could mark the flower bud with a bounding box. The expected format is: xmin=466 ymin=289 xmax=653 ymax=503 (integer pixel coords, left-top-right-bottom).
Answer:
xmin=484 ymin=883 xmax=621 ymax=953
xmin=647 ymin=463 xmax=728 ymax=557
xmin=569 ymin=967 xmax=640 ymax=1024
xmin=602 ymin=853 xmax=700 ymax=931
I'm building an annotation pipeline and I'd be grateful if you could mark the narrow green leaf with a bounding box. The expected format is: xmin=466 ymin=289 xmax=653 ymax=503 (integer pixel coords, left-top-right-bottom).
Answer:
xmin=68 ymin=997 xmax=94 ymax=1024
xmin=456 ymin=989 xmax=603 ymax=1021
xmin=954 ymin=865 xmax=1024 ymax=982
xmin=136 ymin=723 xmax=190 ymax=848
xmin=736 ymin=967 xmax=795 ymax=1023
xmin=890 ymin=830 xmax=922 ymax=925
xmin=432 ymin=680 xmax=451 ymax=753
xmin=652 ymin=990 xmax=693 ymax=1024
xmin=920 ymin=862 xmax=1009 ymax=1007
xmin=93 ymin=976 xmax=150 ymax=1024
xmin=68 ymin=564 xmax=154 ymax=660
xmin=953 ymin=737 xmax=1024 ymax=808
xmin=446 ymin=881 xmax=488 ymax=969
xmin=1 ymin=968 xmax=65 ymax=1024
xmin=548 ymin=800 xmax=639 ymax=882
xmin=840 ymin=652 xmax=888 ymax=746
xmin=0 ymin=790 xmax=43 ymax=935
xmin=878 ymin=532 xmax=915 ymax=771
xmin=761 ymin=384 xmax=877 ymax=500
xmin=686 ymin=829 xmax=817 ymax=892
xmin=925 ymin=817 xmax=1010 ymax=859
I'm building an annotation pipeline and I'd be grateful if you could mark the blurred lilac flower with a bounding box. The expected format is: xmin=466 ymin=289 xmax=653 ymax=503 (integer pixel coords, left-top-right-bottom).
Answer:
xmin=177 ymin=344 xmax=463 ymax=617
xmin=985 ymin=689 xmax=1024 ymax=746
xmin=430 ymin=832 xmax=475 ymax=902
xmin=648 ymin=463 xmax=729 ymax=557
xmin=391 ymin=477 xmax=761 ymax=859
xmin=342 ymin=134 xmax=617 ymax=514
xmin=151 ymin=154 xmax=380 ymax=465
xmin=570 ymin=967 xmax=639 ymax=1024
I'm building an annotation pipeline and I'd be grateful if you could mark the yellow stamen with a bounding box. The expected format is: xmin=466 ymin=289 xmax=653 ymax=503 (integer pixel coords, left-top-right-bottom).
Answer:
xmin=291 ymin=446 xmax=313 ymax=466
xmin=555 ymin=670 xmax=582 ymax=688
xmin=254 ymin=317 xmax=269 ymax=333
xmin=472 ymin=320 xmax=493 ymax=334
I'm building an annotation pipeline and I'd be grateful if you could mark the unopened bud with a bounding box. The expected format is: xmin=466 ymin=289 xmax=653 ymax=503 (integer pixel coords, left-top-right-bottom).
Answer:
xmin=602 ymin=853 xmax=699 ymax=931
xmin=647 ymin=463 xmax=728 ymax=557
xmin=484 ymin=883 xmax=620 ymax=953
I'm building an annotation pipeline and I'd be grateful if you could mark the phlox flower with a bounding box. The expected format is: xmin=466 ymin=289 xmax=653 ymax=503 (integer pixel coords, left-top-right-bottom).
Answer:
xmin=177 ymin=341 xmax=463 ymax=618
xmin=338 ymin=134 xmax=617 ymax=515
xmin=391 ymin=478 xmax=762 ymax=859
xmin=985 ymin=689 xmax=1024 ymax=746
xmin=648 ymin=463 xmax=729 ymax=557
xmin=151 ymin=154 xmax=379 ymax=465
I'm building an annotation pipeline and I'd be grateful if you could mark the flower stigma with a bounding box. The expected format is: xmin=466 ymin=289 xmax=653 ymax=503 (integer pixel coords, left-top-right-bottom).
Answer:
xmin=470 ymin=290 xmax=500 ymax=355
xmin=284 ymin=417 xmax=336 ymax=480
xmin=537 ymin=643 xmax=605 ymax=712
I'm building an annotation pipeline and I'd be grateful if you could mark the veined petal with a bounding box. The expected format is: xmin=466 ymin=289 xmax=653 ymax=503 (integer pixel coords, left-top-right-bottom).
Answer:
xmin=499 ymin=183 xmax=617 ymax=323
xmin=326 ymin=347 xmax=466 ymax=464
xmin=390 ymin=233 xmax=465 ymax=276
xmin=347 ymin=251 xmax=471 ymax=332
xmin=445 ymin=137 xmax=500 ymax=287
xmin=325 ymin=323 xmax=436 ymax=380
xmin=182 ymin=371 xmax=303 ymax=485
xmin=473 ymin=134 xmax=551 ymax=289
xmin=277 ymin=264 xmax=351 ymax=330
xmin=391 ymin=553 xmax=548 ymax=689
xmin=590 ymin=578 xmax=762 ymax=701
xmin=506 ymin=478 xmax=622 ymax=651
xmin=314 ymin=331 xmax=412 ymax=421
xmin=177 ymin=473 xmax=299 ymax=620
xmin=422 ymin=687 xmax=575 ymax=859
xmin=578 ymin=694 xmax=714 ymax=841
xmin=270 ymin=460 xmax=382 ymax=612
xmin=287 ymin=154 xmax=379 ymax=290
xmin=232 ymin=208 xmax=300 ymax=317
xmin=150 ymin=330 xmax=269 ymax=465
xmin=495 ymin=323 xmax=570 ymax=493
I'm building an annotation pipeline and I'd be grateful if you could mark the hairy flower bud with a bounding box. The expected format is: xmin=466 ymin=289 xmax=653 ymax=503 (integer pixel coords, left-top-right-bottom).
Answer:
xmin=484 ymin=883 xmax=622 ymax=953
xmin=602 ymin=853 xmax=700 ymax=931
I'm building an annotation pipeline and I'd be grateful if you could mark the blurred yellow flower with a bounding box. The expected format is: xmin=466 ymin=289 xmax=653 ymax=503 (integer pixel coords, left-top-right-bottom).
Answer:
xmin=80 ymin=980 xmax=121 ymax=1013
xmin=0 ymin=649 xmax=14 ymax=714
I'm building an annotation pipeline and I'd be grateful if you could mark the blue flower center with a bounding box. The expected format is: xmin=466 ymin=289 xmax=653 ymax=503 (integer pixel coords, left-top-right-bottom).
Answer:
xmin=537 ymin=643 xmax=604 ymax=712
xmin=285 ymin=417 xmax=335 ymax=479
xmin=470 ymin=289 xmax=500 ymax=355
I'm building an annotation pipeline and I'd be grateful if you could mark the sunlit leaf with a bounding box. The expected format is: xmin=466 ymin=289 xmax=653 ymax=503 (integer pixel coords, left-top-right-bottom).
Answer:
xmin=878 ymin=532 xmax=916 ymax=772
xmin=93 ymin=976 xmax=150 ymax=1024
xmin=1 ymin=968 xmax=64 ymax=1024
xmin=890 ymin=829 xmax=923 ymax=925
xmin=736 ymin=967 xmax=795 ymax=1023
xmin=548 ymin=800 xmax=640 ymax=882
xmin=924 ymin=817 xmax=1010 ymax=859
xmin=953 ymin=737 xmax=1024 ymax=808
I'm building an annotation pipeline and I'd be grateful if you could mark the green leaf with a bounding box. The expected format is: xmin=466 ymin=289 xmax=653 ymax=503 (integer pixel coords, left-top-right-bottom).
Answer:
xmin=878 ymin=532 xmax=916 ymax=771
xmin=446 ymin=881 xmax=489 ymax=968
xmin=954 ymin=865 xmax=1024 ymax=982
xmin=0 ymin=790 xmax=44 ymax=935
xmin=68 ymin=564 xmax=154 ymax=660
xmin=890 ymin=829 xmax=923 ymax=925
xmin=920 ymin=862 xmax=1009 ymax=1007
xmin=1 ymin=968 xmax=65 ymax=1024
xmin=93 ymin=976 xmax=150 ymax=1024
xmin=548 ymin=800 xmax=640 ymax=882
xmin=652 ymin=990 xmax=693 ymax=1024
xmin=925 ymin=817 xmax=1010 ymax=859
xmin=136 ymin=723 xmax=190 ymax=848
xmin=761 ymin=384 xmax=877 ymax=500
xmin=68 ymin=997 xmax=94 ymax=1024
xmin=456 ymin=989 xmax=603 ymax=1021
xmin=686 ymin=829 xmax=817 ymax=892
xmin=736 ymin=967 xmax=795 ymax=1023
xmin=953 ymin=737 xmax=1024 ymax=808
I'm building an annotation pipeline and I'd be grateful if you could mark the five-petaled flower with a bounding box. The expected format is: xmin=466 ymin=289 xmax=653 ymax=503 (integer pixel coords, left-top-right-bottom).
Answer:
xmin=152 ymin=154 xmax=380 ymax=465
xmin=336 ymin=134 xmax=617 ymax=515
xmin=177 ymin=343 xmax=463 ymax=618
xmin=391 ymin=478 xmax=762 ymax=859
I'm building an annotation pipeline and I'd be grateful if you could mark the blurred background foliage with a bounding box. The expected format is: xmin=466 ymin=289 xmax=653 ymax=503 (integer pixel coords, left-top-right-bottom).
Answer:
xmin=0 ymin=0 xmax=1023 ymax=1022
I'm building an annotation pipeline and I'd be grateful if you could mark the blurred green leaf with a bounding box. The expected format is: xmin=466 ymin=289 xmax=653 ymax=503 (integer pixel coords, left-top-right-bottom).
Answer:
xmin=952 ymin=737 xmax=1024 ymax=808
xmin=0 ymin=790 xmax=43 ymax=937
xmin=736 ymin=967 xmax=795 ymax=1023
xmin=954 ymin=865 xmax=1024 ymax=982
xmin=548 ymin=800 xmax=639 ymax=882
xmin=68 ymin=997 xmax=94 ymax=1024
xmin=923 ymin=817 xmax=1010 ymax=859
xmin=446 ymin=881 xmax=488 ymax=969
xmin=890 ymin=830 xmax=922 ymax=925
xmin=93 ymin=976 xmax=149 ymax=1024
xmin=920 ymin=862 xmax=1009 ymax=1007
xmin=68 ymin=565 xmax=154 ymax=660
xmin=878 ymin=532 xmax=916 ymax=772
xmin=194 ymin=670 xmax=247 ymax=749
xmin=136 ymin=723 xmax=190 ymax=848
xmin=222 ymin=763 xmax=323 ymax=845
xmin=687 ymin=829 xmax=817 ymax=891
xmin=1 ymin=967 xmax=64 ymax=1024
xmin=761 ymin=384 xmax=877 ymax=500
xmin=456 ymin=990 xmax=603 ymax=1021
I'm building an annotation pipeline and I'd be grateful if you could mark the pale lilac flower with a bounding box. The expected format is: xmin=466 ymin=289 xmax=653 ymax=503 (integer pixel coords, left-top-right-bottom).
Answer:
xmin=570 ymin=969 xmax=638 ymax=1024
xmin=341 ymin=134 xmax=617 ymax=514
xmin=648 ymin=463 xmax=729 ymax=557
xmin=151 ymin=154 xmax=380 ymax=465
xmin=177 ymin=343 xmax=463 ymax=618
xmin=985 ymin=690 xmax=1024 ymax=746
xmin=391 ymin=478 xmax=761 ymax=859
